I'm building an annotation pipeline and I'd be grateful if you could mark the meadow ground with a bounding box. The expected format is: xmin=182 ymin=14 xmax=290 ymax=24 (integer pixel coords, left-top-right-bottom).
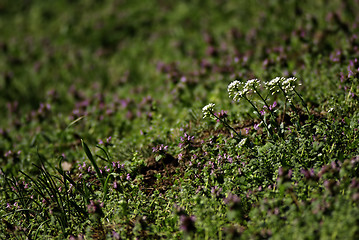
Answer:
xmin=1 ymin=0 xmax=359 ymax=239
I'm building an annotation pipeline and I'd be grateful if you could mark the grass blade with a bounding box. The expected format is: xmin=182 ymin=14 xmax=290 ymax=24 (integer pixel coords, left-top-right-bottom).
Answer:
xmin=81 ymin=139 xmax=104 ymax=187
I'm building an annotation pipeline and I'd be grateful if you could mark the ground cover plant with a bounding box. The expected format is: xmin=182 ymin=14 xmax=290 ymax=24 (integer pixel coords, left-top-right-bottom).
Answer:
xmin=1 ymin=0 xmax=359 ymax=239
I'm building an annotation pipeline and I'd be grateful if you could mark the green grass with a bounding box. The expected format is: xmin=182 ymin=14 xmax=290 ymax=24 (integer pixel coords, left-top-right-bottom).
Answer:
xmin=1 ymin=0 xmax=359 ymax=239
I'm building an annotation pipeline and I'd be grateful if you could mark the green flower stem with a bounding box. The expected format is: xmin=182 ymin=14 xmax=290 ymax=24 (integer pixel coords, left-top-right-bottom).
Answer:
xmin=253 ymin=87 xmax=273 ymax=116
xmin=210 ymin=111 xmax=242 ymax=139
xmin=244 ymin=96 xmax=274 ymax=139
xmin=253 ymin=86 xmax=282 ymax=138
xmin=278 ymin=85 xmax=301 ymax=115
xmin=293 ymin=88 xmax=310 ymax=115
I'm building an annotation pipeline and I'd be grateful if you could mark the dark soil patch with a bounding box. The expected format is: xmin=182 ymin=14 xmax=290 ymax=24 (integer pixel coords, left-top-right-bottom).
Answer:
xmin=137 ymin=153 xmax=181 ymax=194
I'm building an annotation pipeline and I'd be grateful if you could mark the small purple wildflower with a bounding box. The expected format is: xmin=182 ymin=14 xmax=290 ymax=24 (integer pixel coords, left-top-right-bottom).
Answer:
xmin=214 ymin=110 xmax=228 ymax=122
xmin=112 ymin=231 xmax=120 ymax=240
xmin=179 ymin=133 xmax=195 ymax=149
xmin=118 ymin=163 xmax=125 ymax=169
xmin=87 ymin=200 xmax=104 ymax=216
xmin=269 ymin=101 xmax=277 ymax=110
xmin=211 ymin=186 xmax=223 ymax=197
xmin=301 ymin=168 xmax=318 ymax=181
xmin=152 ymin=144 xmax=168 ymax=153
xmin=223 ymin=193 xmax=241 ymax=210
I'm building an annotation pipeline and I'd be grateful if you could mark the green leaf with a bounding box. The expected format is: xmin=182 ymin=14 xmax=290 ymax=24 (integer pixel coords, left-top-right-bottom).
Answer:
xmin=155 ymin=155 xmax=163 ymax=161
xmin=103 ymin=173 xmax=118 ymax=202
xmin=66 ymin=115 xmax=86 ymax=130
xmin=81 ymin=139 xmax=104 ymax=187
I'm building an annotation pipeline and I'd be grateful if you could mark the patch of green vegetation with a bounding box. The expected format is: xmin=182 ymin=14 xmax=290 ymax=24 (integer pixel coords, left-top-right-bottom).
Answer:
xmin=1 ymin=0 xmax=359 ymax=239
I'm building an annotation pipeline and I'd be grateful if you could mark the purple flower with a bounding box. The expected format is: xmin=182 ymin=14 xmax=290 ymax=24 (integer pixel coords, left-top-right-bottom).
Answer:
xmin=179 ymin=133 xmax=194 ymax=149
xmin=301 ymin=168 xmax=318 ymax=180
xmin=288 ymin=169 xmax=293 ymax=178
xmin=153 ymin=144 xmax=168 ymax=153
xmin=269 ymin=101 xmax=277 ymax=110
xmin=278 ymin=167 xmax=284 ymax=176
xmin=223 ymin=193 xmax=241 ymax=210
xmin=350 ymin=179 xmax=359 ymax=189
xmin=112 ymin=231 xmax=120 ymax=240
xmin=87 ymin=200 xmax=104 ymax=216
xmin=211 ymin=186 xmax=223 ymax=197
xmin=214 ymin=110 xmax=228 ymax=122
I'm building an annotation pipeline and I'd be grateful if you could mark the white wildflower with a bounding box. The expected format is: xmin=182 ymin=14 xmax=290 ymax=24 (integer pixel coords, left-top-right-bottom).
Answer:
xmin=245 ymin=78 xmax=261 ymax=89
xmin=202 ymin=103 xmax=215 ymax=119
xmin=228 ymin=79 xmax=261 ymax=101
xmin=281 ymin=77 xmax=297 ymax=93
xmin=266 ymin=77 xmax=285 ymax=94
xmin=266 ymin=77 xmax=298 ymax=94
xmin=228 ymin=80 xmax=242 ymax=101
xmin=238 ymin=138 xmax=247 ymax=149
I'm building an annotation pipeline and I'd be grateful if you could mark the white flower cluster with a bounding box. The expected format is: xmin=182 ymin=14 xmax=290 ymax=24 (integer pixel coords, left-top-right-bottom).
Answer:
xmin=266 ymin=77 xmax=285 ymax=94
xmin=266 ymin=76 xmax=300 ymax=95
xmin=227 ymin=80 xmax=242 ymax=100
xmin=202 ymin=103 xmax=215 ymax=119
xmin=237 ymin=138 xmax=247 ymax=149
xmin=282 ymin=77 xmax=299 ymax=93
xmin=227 ymin=79 xmax=261 ymax=101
